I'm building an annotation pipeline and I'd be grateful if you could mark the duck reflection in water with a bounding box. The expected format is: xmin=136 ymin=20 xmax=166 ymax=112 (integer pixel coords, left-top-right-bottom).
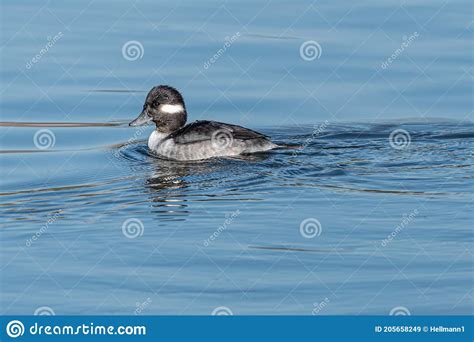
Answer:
xmin=143 ymin=152 xmax=272 ymax=220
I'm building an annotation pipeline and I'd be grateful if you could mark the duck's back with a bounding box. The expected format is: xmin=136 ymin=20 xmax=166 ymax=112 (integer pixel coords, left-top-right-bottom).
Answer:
xmin=154 ymin=120 xmax=277 ymax=160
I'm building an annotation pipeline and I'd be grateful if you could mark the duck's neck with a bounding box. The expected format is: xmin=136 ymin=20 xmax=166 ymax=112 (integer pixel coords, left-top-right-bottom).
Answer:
xmin=149 ymin=109 xmax=187 ymax=149
xmin=154 ymin=110 xmax=187 ymax=133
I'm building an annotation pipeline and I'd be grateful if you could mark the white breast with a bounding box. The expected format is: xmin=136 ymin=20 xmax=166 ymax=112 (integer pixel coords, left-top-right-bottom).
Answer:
xmin=148 ymin=131 xmax=169 ymax=150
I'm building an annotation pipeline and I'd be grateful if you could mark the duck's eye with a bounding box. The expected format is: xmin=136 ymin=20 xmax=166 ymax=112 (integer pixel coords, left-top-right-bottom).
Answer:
xmin=162 ymin=94 xmax=169 ymax=101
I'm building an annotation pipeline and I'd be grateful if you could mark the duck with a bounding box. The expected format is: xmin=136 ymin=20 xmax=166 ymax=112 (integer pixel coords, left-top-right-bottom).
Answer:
xmin=129 ymin=85 xmax=278 ymax=161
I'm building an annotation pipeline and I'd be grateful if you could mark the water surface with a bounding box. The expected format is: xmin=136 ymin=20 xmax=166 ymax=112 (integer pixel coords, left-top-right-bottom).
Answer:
xmin=1 ymin=0 xmax=473 ymax=315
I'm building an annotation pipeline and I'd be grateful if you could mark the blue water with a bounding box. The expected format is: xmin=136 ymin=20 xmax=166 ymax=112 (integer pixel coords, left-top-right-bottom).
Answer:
xmin=1 ymin=1 xmax=473 ymax=315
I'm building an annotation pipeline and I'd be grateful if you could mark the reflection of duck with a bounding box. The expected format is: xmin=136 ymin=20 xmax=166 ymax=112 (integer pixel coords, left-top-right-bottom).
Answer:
xmin=140 ymin=148 xmax=273 ymax=220
xmin=145 ymin=160 xmax=191 ymax=217
xmin=129 ymin=85 xmax=279 ymax=161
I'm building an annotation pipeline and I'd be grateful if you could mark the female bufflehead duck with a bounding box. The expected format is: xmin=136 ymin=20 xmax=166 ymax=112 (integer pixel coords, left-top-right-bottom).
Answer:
xmin=129 ymin=85 xmax=278 ymax=161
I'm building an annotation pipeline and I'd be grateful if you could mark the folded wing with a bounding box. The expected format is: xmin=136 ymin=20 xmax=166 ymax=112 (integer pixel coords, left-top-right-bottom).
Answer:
xmin=168 ymin=120 xmax=270 ymax=145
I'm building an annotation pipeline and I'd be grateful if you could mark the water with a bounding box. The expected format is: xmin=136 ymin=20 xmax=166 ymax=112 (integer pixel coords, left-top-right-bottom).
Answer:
xmin=1 ymin=1 xmax=473 ymax=315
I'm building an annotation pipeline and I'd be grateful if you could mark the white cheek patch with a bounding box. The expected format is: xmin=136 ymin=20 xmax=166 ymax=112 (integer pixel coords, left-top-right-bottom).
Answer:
xmin=160 ymin=104 xmax=184 ymax=114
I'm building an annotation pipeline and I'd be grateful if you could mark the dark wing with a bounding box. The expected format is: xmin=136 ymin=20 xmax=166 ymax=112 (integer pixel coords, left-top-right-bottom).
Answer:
xmin=168 ymin=120 xmax=269 ymax=145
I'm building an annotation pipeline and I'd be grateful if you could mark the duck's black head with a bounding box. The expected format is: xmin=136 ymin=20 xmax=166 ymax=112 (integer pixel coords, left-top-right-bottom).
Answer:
xmin=129 ymin=85 xmax=187 ymax=133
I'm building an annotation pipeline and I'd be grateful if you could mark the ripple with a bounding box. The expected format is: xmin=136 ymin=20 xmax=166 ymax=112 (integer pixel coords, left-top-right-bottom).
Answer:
xmin=248 ymin=245 xmax=350 ymax=253
xmin=0 ymin=121 xmax=126 ymax=127
xmin=1 ymin=121 xmax=473 ymax=227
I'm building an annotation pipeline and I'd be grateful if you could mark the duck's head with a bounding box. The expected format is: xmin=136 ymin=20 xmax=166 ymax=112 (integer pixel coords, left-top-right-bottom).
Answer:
xmin=129 ymin=85 xmax=187 ymax=133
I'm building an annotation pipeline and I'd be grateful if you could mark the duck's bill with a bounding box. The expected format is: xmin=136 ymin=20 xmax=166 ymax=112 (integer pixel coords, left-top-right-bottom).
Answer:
xmin=129 ymin=111 xmax=153 ymax=126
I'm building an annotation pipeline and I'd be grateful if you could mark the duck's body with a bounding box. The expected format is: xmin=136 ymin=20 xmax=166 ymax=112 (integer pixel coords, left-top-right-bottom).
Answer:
xmin=129 ymin=86 xmax=278 ymax=161
xmin=147 ymin=120 xmax=277 ymax=161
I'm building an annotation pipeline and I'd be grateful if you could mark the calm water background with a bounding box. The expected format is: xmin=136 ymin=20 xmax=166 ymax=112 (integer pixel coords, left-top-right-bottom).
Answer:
xmin=1 ymin=1 xmax=473 ymax=315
